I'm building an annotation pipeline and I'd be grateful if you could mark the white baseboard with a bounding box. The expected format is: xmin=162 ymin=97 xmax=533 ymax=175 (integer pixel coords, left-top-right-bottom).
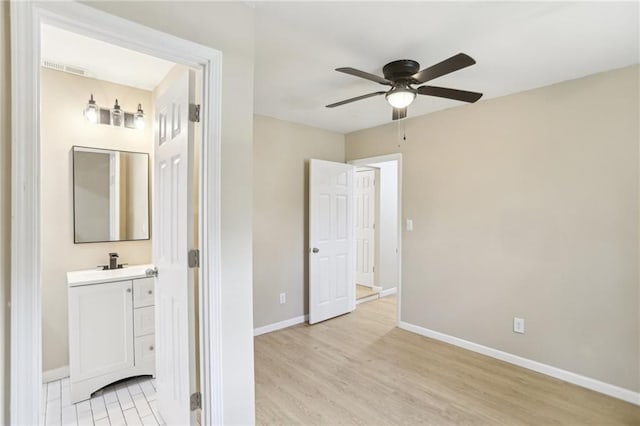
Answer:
xmin=254 ymin=315 xmax=308 ymax=336
xmin=380 ymin=287 xmax=397 ymax=297
xmin=356 ymin=294 xmax=379 ymax=305
xmin=43 ymin=365 xmax=69 ymax=383
xmin=398 ymin=321 xmax=640 ymax=406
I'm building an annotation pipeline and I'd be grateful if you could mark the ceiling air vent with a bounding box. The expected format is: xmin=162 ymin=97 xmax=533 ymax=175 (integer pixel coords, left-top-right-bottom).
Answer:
xmin=41 ymin=59 xmax=93 ymax=78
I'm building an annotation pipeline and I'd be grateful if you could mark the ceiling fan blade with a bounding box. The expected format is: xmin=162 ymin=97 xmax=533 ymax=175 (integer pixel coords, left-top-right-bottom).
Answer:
xmin=392 ymin=107 xmax=407 ymax=121
xmin=326 ymin=91 xmax=386 ymax=108
xmin=411 ymin=53 xmax=476 ymax=84
xmin=417 ymin=85 xmax=483 ymax=103
xmin=336 ymin=67 xmax=392 ymax=85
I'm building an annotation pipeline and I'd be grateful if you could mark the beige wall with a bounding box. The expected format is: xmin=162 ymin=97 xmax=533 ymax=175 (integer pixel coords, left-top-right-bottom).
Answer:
xmin=0 ymin=2 xmax=9 ymax=423
xmin=41 ymin=68 xmax=154 ymax=372
xmin=346 ymin=65 xmax=640 ymax=392
xmin=253 ymin=115 xmax=345 ymax=328
xmin=85 ymin=3 xmax=257 ymax=423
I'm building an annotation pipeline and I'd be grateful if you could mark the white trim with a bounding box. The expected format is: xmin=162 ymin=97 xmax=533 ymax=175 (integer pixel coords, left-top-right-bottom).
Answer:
xmin=196 ymin=22 xmax=225 ymax=426
xmin=348 ymin=154 xmax=403 ymax=325
xmin=43 ymin=366 xmax=70 ymax=384
xmin=10 ymin=3 xmax=42 ymax=424
xmin=355 ymin=284 xmax=382 ymax=292
xmin=10 ymin=3 xmax=224 ymax=425
xmin=398 ymin=321 xmax=640 ymax=406
xmin=379 ymin=287 xmax=397 ymax=297
xmin=356 ymin=294 xmax=379 ymax=305
xmin=356 ymin=283 xmax=375 ymax=289
xmin=254 ymin=315 xmax=309 ymax=336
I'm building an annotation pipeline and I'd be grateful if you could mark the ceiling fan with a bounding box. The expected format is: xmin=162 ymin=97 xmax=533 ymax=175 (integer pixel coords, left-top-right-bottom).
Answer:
xmin=326 ymin=53 xmax=483 ymax=120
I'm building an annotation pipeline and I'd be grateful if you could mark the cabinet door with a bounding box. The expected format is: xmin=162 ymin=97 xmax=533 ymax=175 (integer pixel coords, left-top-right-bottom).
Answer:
xmin=69 ymin=280 xmax=134 ymax=382
xmin=134 ymin=306 xmax=155 ymax=337
xmin=133 ymin=277 xmax=155 ymax=308
xmin=135 ymin=334 xmax=156 ymax=369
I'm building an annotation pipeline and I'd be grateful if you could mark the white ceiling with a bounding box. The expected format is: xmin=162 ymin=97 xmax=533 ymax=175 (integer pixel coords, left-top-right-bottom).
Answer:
xmin=41 ymin=24 xmax=175 ymax=91
xmin=254 ymin=2 xmax=639 ymax=134
xmin=42 ymin=3 xmax=638 ymax=134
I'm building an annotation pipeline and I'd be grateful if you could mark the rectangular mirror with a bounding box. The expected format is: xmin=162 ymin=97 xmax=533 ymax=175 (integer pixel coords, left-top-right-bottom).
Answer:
xmin=73 ymin=146 xmax=150 ymax=243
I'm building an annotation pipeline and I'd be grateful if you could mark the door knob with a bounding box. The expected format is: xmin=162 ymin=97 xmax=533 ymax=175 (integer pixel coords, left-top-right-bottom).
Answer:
xmin=312 ymin=247 xmax=319 ymax=253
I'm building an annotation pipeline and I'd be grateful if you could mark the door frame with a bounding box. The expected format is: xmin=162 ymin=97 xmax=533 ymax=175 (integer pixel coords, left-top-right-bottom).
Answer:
xmin=10 ymin=2 xmax=223 ymax=425
xmin=348 ymin=154 xmax=403 ymax=324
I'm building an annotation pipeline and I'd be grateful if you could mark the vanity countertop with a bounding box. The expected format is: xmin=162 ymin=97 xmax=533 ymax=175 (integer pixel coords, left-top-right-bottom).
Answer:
xmin=67 ymin=264 xmax=155 ymax=287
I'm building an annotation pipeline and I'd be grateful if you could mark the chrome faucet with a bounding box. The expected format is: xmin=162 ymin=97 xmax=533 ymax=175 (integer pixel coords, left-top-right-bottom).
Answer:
xmin=109 ymin=253 xmax=119 ymax=270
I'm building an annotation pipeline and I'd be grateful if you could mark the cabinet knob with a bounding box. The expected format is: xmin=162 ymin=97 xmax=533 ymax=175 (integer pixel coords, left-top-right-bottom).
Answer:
xmin=126 ymin=288 xmax=132 ymax=293
xmin=149 ymin=345 xmax=154 ymax=351
xmin=148 ymin=290 xmax=153 ymax=295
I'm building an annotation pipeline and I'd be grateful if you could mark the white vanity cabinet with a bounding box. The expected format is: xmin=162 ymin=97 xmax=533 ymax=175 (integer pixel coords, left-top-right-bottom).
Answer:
xmin=67 ymin=265 xmax=156 ymax=403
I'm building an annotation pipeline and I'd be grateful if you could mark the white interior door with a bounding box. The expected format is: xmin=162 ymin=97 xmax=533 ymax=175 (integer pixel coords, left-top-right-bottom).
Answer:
xmin=355 ymin=169 xmax=375 ymax=287
xmin=154 ymin=69 xmax=197 ymax=425
xmin=309 ymin=159 xmax=355 ymax=324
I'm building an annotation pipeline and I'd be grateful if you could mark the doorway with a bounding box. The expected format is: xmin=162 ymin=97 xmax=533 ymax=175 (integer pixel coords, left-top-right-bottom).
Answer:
xmin=40 ymin=24 xmax=203 ymax=424
xmin=355 ymin=167 xmax=379 ymax=303
xmin=308 ymin=154 xmax=402 ymax=325
xmin=350 ymin=155 xmax=402 ymax=319
xmin=10 ymin=3 xmax=224 ymax=424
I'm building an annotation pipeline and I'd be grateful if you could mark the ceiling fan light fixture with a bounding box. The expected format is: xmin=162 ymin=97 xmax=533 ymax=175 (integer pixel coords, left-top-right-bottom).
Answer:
xmin=386 ymin=88 xmax=416 ymax=109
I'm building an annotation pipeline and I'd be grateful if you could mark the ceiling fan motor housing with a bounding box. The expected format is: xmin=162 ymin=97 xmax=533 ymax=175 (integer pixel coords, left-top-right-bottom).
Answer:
xmin=382 ymin=59 xmax=420 ymax=83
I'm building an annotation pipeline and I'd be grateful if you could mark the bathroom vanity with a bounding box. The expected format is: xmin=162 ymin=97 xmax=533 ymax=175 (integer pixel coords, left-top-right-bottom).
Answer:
xmin=67 ymin=264 xmax=156 ymax=403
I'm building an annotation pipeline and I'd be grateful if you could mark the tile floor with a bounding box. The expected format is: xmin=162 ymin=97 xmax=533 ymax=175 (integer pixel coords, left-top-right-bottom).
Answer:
xmin=42 ymin=376 xmax=165 ymax=426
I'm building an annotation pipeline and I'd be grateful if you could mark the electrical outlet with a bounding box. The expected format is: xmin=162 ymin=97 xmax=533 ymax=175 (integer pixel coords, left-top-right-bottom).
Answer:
xmin=406 ymin=219 xmax=413 ymax=231
xmin=513 ymin=317 xmax=525 ymax=334
xmin=279 ymin=293 xmax=286 ymax=304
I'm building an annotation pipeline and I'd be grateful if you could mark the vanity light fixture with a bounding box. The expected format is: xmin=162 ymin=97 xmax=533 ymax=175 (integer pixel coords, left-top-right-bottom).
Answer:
xmin=134 ymin=104 xmax=145 ymax=129
xmin=84 ymin=95 xmax=145 ymax=130
xmin=84 ymin=94 xmax=98 ymax=124
xmin=111 ymin=99 xmax=123 ymax=127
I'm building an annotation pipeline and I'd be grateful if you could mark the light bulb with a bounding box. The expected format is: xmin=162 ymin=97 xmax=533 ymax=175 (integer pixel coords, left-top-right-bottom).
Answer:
xmin=134 ymin=103 xmax=145 ymax=129
xmin=386 ymin=88 xmax=416 ymax=109
xmin=84 ymin=94 xmax=98 ymax=124
xmin=111 ymin=99 xmax=123 ymax=127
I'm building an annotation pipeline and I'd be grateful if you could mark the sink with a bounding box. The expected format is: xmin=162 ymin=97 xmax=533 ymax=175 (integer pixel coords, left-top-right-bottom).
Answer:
xmin=67 ymin=263 xmax=155 ymax=287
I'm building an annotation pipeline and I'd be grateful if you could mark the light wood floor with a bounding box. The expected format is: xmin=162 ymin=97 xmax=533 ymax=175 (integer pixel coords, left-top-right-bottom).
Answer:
xmin=356 ymin=284 xmax=378 ymax=300
xmin=254 ymin=296 xmax=640 ymax=425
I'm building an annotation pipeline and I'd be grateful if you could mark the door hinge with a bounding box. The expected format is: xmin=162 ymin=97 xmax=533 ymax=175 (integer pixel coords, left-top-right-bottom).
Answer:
xmin=373 ymin=266 xmax=375 ymax=273
xmin=188 ymin=249 xmax=200 ymax=268
xmin=190 ymin=391 xmax=202 ymax=411
xmin=189 ymin=104 xmax=201 ymax=123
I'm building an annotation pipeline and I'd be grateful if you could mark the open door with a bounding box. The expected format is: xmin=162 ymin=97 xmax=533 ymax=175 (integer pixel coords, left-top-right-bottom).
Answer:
xmin=153 ymin=69 xmax=198 ymax=425
xmin=309 ymin=159 xmax=355 ymax=324
xmin=355 ymin=169 xmax=376 ymax=287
